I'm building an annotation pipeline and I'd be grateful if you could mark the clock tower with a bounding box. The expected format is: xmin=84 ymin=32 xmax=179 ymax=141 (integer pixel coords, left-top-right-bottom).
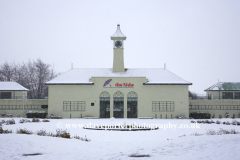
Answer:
xmin=111 ymin=24 xmax=126 ymax=72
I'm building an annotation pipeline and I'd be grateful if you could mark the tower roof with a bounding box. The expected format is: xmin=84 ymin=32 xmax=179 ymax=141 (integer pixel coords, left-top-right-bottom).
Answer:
xmin=111 ymin=24 xmax=126 ymax=40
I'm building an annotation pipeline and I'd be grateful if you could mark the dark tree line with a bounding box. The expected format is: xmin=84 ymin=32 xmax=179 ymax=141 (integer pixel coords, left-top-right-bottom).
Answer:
xmin=0 ymin=59 xmax=58 ymax=99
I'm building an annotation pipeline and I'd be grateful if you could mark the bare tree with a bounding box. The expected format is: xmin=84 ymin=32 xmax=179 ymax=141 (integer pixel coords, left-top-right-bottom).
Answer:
xmin=0 ymin=59 xmax=58 ymax=99
xmin=0 ymin=62 xmax=13 ymax=81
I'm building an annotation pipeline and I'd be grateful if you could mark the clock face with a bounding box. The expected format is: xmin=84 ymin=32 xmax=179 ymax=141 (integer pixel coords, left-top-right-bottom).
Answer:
xmin=115 ymin=40 xmax=122 ymax=48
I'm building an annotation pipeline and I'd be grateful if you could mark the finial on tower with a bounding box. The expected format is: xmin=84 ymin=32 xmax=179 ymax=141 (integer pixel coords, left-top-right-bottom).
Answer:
xmin=111 ymin=24 xmax=126 ymax=40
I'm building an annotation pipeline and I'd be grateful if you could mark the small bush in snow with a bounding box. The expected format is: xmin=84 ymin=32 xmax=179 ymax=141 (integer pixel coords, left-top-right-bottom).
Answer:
xmin=225 ymin=112 xmax=229 ymax=118
xmin=206 ymin=128 xmax=239 ymax=135
xmin=175 ymin=115 xmax=187 ymax=119
xmin=54 ymin=129 xmax=70 ymax=138
xmin=19 ymin=119 xmax=31 ymax=123
xmin=237 ymin=122 xmax=240 ymax=125
xmin=225 ymin=121 xmax=230 ymax=125
xmin=73 ymin=135 xmax=91 ymax=142
xmin=216 ymin=120 xmax=221 ymax=124
xmin=223 ymin=122 xmax=226 ymax=124
xmin=42 ymin=119 xmax=50 ymax=122
xmin=191 ymin=132 xmax=204 ymax=136
xmin=191 ymin=121 xmax=196 ymax=123
xmin=6 ymin=114 xmax=12 ymax=117
xmin=16 ymin=128 xmax=33 ymax=135
xmin=1 ymin=112 xmax=6 ymax=117
xmin=0 ymin=127 xmax=12 ymax=134
xmin=232 ymin=120 xmax=238 ymax=125
xmin=37 ymin=129 xmax=50 ymax=136
xmin=5 ymin=119 xmax=15 ymax=125
xmin=32 ymin=118 xmax=41 ymax=122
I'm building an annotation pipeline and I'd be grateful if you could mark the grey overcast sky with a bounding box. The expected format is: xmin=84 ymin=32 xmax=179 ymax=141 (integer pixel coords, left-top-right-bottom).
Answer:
xmin=0 ymin=0 xmax=239 ymax=94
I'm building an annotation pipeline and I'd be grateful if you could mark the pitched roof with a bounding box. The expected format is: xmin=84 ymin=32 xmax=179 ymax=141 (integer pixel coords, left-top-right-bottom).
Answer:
xmin=46 ymin=68 xmax=192 ymax=85
xmin=0 ymin=82 xmax=28 ymax=91
xmin=111 ymin=24 xmax=126 ymax=38
xmin=205 ymin=82 xmax=240 ymax=91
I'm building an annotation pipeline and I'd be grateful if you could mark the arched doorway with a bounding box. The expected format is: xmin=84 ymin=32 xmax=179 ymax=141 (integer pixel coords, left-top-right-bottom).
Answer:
xmin=113 ymin=91 xmax=124 ymax=118
xmin=99 ymin=91 xmax=110 ymax=118
xmin=127 ymin=91 xmax=138 ymax=118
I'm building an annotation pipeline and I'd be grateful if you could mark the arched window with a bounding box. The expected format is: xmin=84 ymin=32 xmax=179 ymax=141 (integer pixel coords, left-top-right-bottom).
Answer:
xmin=127 ymin=91 xmax=138 ymax=118
xmin=99 ymin=91 xmax=110 ymax=118
xmin=113 ymin=91 xmax=124 ymax=118
xmin=127 ymin=91 xmax=138 ymax=101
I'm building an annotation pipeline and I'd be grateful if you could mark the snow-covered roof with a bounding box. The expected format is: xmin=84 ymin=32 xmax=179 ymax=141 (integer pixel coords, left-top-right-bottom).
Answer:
xmin=0 ymin=82 xmax=29 ymax=91
xmin=205 ymin=82 xmax=240 ymax=91
xmin=111 ymin=24 xmax=126 ymax=38
xmin=46 ymin=68 xmax=192 ymax=85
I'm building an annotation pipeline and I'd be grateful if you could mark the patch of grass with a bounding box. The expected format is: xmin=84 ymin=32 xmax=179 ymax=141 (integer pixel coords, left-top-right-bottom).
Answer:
xmin=32 ymin=118 xmax=41 ymax=122
xmin=19 ymin=119 xmax=31 ymax=123
xmin=0 ymin=127 xmax=12 ymax=134
xmin=5 ymin=119 xmax=15 ymax=125
xmin=16 ymin=128 xmax=33 ymax=135
xmin=73 ymin=135 xmax=91 ymax=142
xmin=206 ymin=128 xmax=239 ymax=135
xmin=129 ymin=154 xmax=150 ymax=157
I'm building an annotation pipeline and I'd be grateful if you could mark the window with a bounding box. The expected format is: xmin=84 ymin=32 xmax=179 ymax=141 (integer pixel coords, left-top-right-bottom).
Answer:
xmin=0 ymin=105 xmax=23 ymax=110
xmin=152 ymin=101 xmax=175 ymax=112
xmin=91 ymin=103 xmax=94 ymax=106
xmin=41 ymin=105 xmax=48 ymax=109
xmin=222 ymin=92 xmax=233 ymax=99
xmin=0 ymin=92 xmax=11 ymax=99
xmin=235 ymin=92 xmax=240 ymax=99
xmin=63 ymin=101 xmax=85 ymax=111
xmin=24 ymin=105 xmax=41 ymax=109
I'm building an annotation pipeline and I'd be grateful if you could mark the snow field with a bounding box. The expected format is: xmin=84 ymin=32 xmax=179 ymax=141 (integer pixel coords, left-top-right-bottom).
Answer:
xmin=1 ymin=118 xmax=240 ymax=160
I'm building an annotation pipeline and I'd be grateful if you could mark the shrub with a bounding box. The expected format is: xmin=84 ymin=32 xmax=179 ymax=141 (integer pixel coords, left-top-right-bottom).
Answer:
xmin=19 ymin=119 xmax=31 ymax=123
xmin=206 ymin=128 xmax=239 ymax=135
xmin=0 ymin=127 xmax=12 ymax=134
xmin=7 ymin=114 xmax=12 ymax=117
xmin=216 ymin=120 xmax=221 ymax=124
xmin=25 ymin=111 xmax=47 ymax=118
xmin=237 ymin=122 xmax=240 ymax=125
xmin=55 ymin=129 xmax=70 ymax=138
xmin=5 ymin=119 xmax=15 ymax=125
xmin=232 ymin=120 xmax=238 ymax=125
xmin=191 ymin=132 xmax=204 ymax=136
xmin=223 ymin=122 xmax=226 ymax=124
xmin=32 ymin=118 xmax=41 ymax=122
xmin=226 ymin=121 xmax=230 ymax=125
xmin=190 ymin=112 xmax=211 ymax=119
xmin=42 ymin=120 xmax=50 ymax=122
xmin=1 ymin=112 xmax=6 ymax=117
xmin=46 ymin=114 xmax=62 ymax=119
xmin=16 ymin=128 xmax=33 ymax=134
xmin=73 ymin=135 xmax=91 ymax=142
xmin=37 ymin=129 xmax=49 ymax=136
xmin=225 ymin=112 xmax=229 ymax=118
xmin=191 ymin=121 xmax=196 ymax=123
xmin=219 ymin=114 xmax=222 ymax=119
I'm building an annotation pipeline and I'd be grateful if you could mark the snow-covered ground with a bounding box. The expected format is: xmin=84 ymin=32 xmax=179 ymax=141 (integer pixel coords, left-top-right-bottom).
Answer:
xmin=1 ymin=118 xmax=240 ymax=160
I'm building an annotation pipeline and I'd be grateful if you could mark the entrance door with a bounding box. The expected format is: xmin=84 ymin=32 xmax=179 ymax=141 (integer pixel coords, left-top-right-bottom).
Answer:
xmin=113 ymin=91 xmax=124 ymax=118
xmin=100 ymin=91 xmax=110 ymax=118
xmin=127 ymin=91 xmax=138 ymax=118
